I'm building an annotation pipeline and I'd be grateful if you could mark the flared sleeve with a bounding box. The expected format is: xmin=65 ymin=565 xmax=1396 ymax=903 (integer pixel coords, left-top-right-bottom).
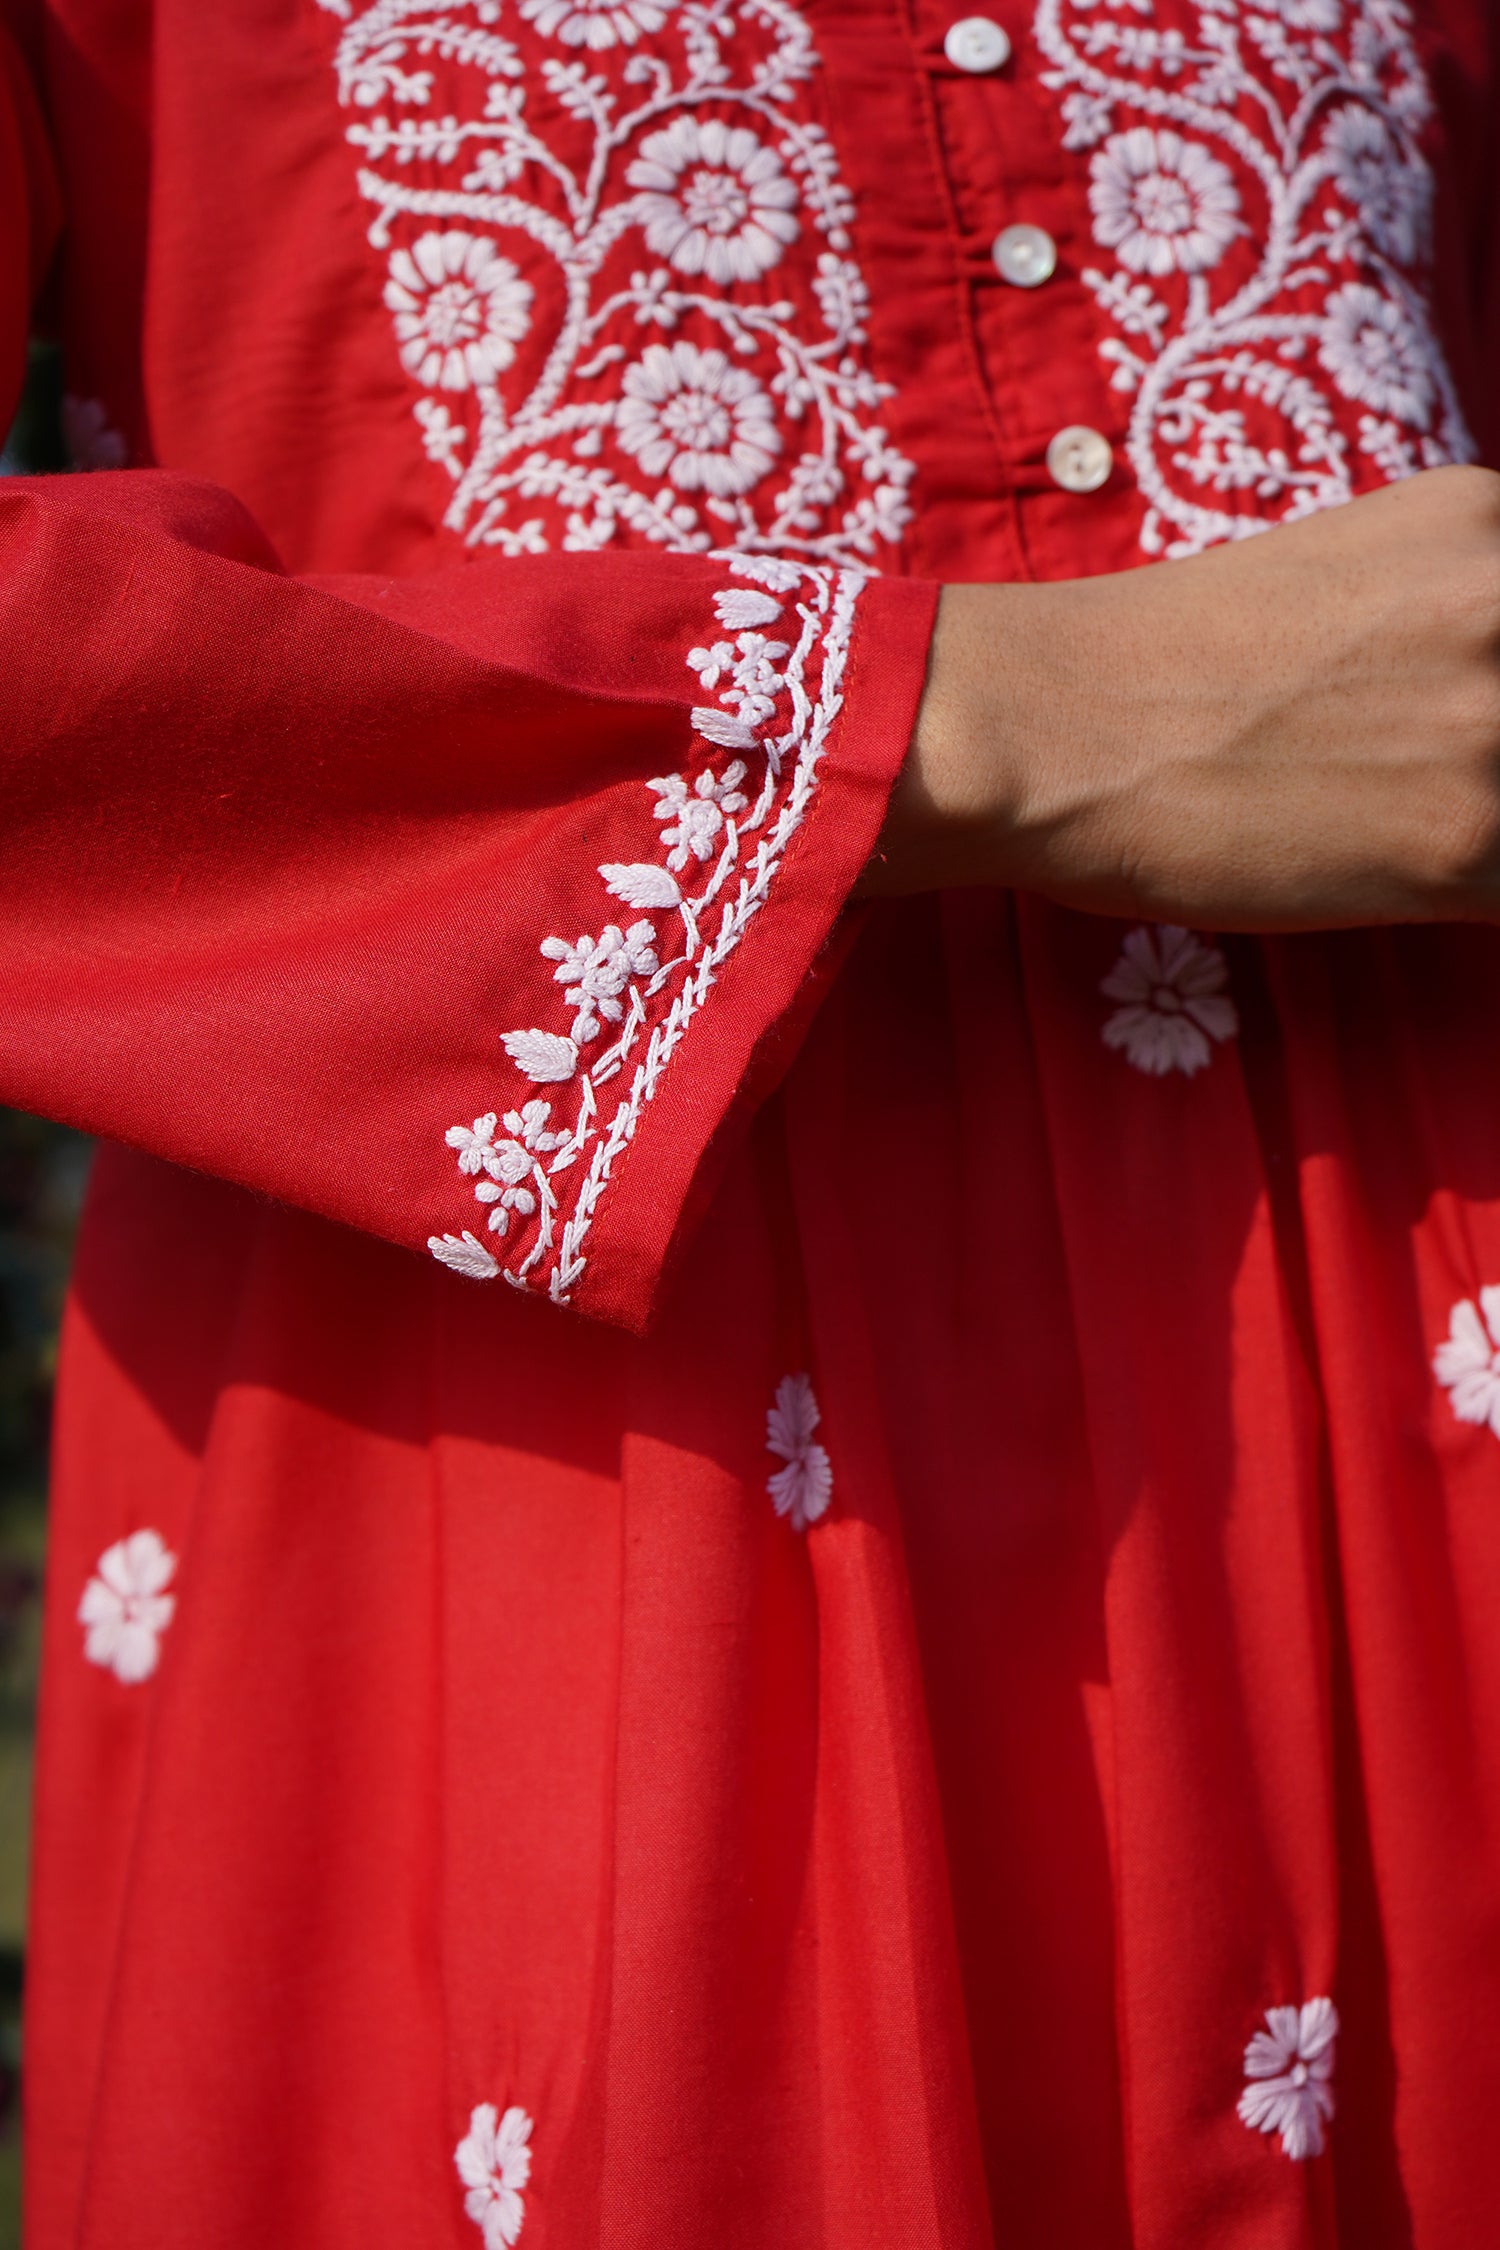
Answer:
xmin=0 ymin=461 xmax=934 ymax=1328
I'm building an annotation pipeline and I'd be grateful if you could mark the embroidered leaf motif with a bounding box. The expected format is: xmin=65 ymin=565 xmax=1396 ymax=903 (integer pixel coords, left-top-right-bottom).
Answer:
xmin=713 ymin=587 xmax=784 ymax=630
xmin=766 ymin=1372 xmax=833 ymax=1531
xmin=691 ymin=706 xmax=760 ymax=750
xmin=428 ymin=1229 xmax=504 ymax=1280
xmin=501 ymin=1028 xmax=581 ymax=1082
xmin=598 ymin=862 xmax=683 ymax=908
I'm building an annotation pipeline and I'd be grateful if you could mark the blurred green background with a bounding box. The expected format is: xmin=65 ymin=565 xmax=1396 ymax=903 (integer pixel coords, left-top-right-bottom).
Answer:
xmin=0 ymin=342 xmax=92 ymax=2250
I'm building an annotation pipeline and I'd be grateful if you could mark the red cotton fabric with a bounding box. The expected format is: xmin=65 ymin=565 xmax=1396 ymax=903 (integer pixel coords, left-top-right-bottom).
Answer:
xmin=4 ymin=2 xmax=1500 ymax=2245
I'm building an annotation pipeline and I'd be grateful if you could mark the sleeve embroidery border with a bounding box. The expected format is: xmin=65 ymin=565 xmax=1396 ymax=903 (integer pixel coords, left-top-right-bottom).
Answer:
xmin=429 ymin=554 xmax=864 ymax=1304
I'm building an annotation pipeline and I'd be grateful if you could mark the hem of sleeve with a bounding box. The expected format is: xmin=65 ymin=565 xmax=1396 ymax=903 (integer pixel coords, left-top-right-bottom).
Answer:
xmin=574 ymin=570 xmax=939 ymax=1334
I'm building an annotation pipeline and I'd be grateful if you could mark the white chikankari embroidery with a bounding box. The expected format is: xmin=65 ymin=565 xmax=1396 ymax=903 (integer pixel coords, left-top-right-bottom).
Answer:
xmin=385 ymin=231 xmax=535 ymax=390
xmin=521 ymin=0 xmax=670 ymax=46
xmin=455 ymin=2104 xmax=533 ymax=2248
xmin=1100 ymin=924 xmax=1238 ymax=1076
xmin=61 ymin=396 xmax=128 ymax=471
xmin=1035 ymin=0 xmax=1474 ymax=557
xmin=766 ymin=1372 xmax=832 ymax=1530
xmin=628 ymin=116 xmax=800 ymax=284
xmin=1237 ymin=1997 xmax=1339 ymax=2161
xmin=322 ymin=0 xmax=914 ymax=560
xmin=1089 ymin=125 xmax=1242 ymax=278
xmin=1434 ymin=1288 xmax=1500 ymax=1437
xmin=430 ymin=553 xmax=861 ymax=1299
xmin=77 ymin=1529 xmax=178 ymax=1684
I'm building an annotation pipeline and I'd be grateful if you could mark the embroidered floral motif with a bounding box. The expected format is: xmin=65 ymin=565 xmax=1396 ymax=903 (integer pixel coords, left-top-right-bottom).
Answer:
xmin=1088 ymin=125 xmax=1241 ymax=277
xmin=628 ymin=116 xmax=800 ymax=283
xmin=766 ymin=1372 xmax=832 ymax=1530
xmin=1035 ymin=0 xmax=1474 ymax=557
xmin=521 ymin=0 xmax=669 ymax=46
xmin=1237 ymin=1997 xmax=1339 ymax=2161
xmin=1434 ymin=1289 xmax=1500 ymax=1437
xmin=430 ymin=554 xmax=862 ymax=1300
xmin=77 ymin=1529 xmax=178 ymax=1684
xmin=61 ymin=396 xmax=128 ymax=472
xmin=1100 ymin=924 xmax=1238 ymax=1076
xmin=385 ymin=231 xmax=535 ymax=390
xmin=321 ymin=0 xmax=914 ymax=560
xmin=454 ymin=2104 xmax=533 ymax=2247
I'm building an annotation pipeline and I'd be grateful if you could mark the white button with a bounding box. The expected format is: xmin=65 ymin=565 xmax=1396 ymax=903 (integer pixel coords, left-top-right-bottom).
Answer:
xmin=992 ymin=223 xmax=1057 ymax=288
xmin=1046 ymin=425 xmax=1113 ymax=493
xmin=944 ymin=15 xmax=1012 ymax=71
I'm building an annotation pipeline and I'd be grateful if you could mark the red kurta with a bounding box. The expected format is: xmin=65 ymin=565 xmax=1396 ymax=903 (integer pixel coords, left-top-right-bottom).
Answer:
xmin=4 ymin=0 xmax=1500 ymax=2242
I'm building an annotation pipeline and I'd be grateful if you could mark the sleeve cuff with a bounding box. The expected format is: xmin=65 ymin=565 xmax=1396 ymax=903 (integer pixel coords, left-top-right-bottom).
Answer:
xmin=425 ymin=559 xmax=938 ymax=1332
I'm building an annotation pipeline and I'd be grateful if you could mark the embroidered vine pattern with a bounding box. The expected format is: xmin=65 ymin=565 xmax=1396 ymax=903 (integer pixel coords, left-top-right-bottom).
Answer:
xmin=429 ymin=553 xmax=861 ymax=1300
xmin=317 ymin=0 xmax=914 ymax=560
xmin=1034 ymin=0 xmax=1474 ymax=557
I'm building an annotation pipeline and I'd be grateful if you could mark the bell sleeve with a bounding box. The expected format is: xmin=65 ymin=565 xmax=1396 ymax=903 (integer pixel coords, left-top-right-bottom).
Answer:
xmin=0 ymin=450 xmax=934 ymax=1330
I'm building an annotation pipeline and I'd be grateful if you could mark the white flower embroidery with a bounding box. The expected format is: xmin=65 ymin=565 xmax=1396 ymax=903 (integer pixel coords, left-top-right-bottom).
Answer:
xmin=1088 ymin=127 xmax=1241 ymax=277
xmin=626 ymin=116 xmax=800 ymax=285
xmin=77 ymin=1530 xmax=178 ymax=1684
xmin=519 ymin=0 xmax=669 ymax=44
xmin=446 ymin=1104 xmax=562 ymax=1234
xmin=540 ymin=920 xmax=660 ymax=1042
xmin=1101 ymin=926 xmax=1238 ymax=1077
xmin=1324 ymin=106 xmax=1429 ymax=266
xmin=1265 ymin=0 xmax=1341 ymax=27
xmin=1433 ymin=1288 xmax=1500 ymax=1436
xmin=384 ymin=232 xmax=534 ymax=392
xmin=1319 ymin=281 xmax=1434 ymax=430
xmin=1237 ymin=1998 xmax=1339 ymax=2162
xmin=649 ymin=762 xmax=750 ymax=869
xmin=454 ymin=2104 xmax=533 ymax=2248
xmin=1037 ymin=0 xmax=1474 ymax=557
xmin=766 ymin=1373 xmax=833 ymax=1531
xmin=329 ymin=0 xmax=912 ymax=562
xmin=616 ymin=342 xmax=781 ymax=498
xmin=61 ymin=395 xmax=128 ymax=471
xmin=686 ymin=631 xmax=790 ymax=726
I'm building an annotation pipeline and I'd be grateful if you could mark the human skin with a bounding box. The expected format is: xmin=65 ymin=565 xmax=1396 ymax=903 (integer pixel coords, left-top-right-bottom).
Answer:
xmin=862 ymin=465 xmax=1500 ymax=931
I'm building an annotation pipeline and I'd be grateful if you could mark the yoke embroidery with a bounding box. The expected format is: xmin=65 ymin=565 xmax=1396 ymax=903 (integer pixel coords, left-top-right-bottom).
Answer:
xmin=429 ymin=553 xmax=861 ymax=1301
xmin=318 ymin=0 xmax=914 ymax=561
xmin=1034 ymin=0 xmax=1475 ymax=557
